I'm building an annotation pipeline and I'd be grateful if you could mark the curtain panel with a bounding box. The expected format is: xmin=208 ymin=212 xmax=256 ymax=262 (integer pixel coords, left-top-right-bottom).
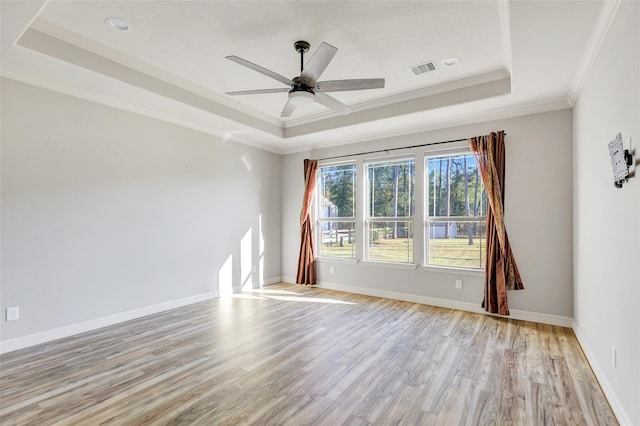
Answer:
xmin=469 ymin=131 xmax=524 ymax=315
xmin=296 ymin=159 xmax=319 ymax=285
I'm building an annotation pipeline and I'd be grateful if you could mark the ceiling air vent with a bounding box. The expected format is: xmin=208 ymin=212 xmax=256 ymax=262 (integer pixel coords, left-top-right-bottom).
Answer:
xmin=410 ymin=60 xmax=438 ymax=75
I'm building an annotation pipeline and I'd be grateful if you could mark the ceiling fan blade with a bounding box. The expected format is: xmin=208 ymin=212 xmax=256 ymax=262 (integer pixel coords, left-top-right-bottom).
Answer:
xmin=226 ymin=56 xmax=293 ymax=86
xmin=315 ymin=92 xmax=352 ymax=115
xmin=316 ymin=78 xmax=385 ymax=92
xmin=280 ymin=99 xmax=298 ymax=118
xmin=300 ymin=42 xmax=338 ymax=82
xmin=226 ymin=88 xmax=290 ymax=96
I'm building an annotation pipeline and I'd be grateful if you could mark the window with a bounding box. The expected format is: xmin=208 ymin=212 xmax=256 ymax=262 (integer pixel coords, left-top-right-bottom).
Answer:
xmin=317 ymin=162 xmax=356 ymax=258
xmin=425 ymin=152 xmax=487 ymax=268
xmin=314 ymin=148 xmax=485 ymax=270
xmin=365 ymin=157 xmax=415 ymax=263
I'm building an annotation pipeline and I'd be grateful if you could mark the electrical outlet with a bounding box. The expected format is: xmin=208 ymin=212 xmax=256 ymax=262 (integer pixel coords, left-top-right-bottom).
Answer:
xmin=6 ymin=306 xmax=19 ymax=321
xmin=329 ymin=266 xmax=335 ymax=274
xmin=455 ymin=279 xmax=463 ymax=290
xmin=252 ymin=265 xmax=257 ymax=274
xmin=611 ymin=346 xmax=617 ymax=368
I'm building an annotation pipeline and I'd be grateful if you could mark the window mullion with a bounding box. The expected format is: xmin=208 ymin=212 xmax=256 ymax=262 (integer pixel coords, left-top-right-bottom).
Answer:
xmin=356 ymin=157 xmax=365 ymax=261
xmin=414 ymin=153 xmax=425 ymax=265
xmin=426 ymin=216 xmax=487 ymax=222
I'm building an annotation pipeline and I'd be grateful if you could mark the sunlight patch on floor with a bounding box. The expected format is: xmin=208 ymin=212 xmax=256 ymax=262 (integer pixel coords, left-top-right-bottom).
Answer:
xmin=261 ymin=295 xmax=355 ymax=305
xmin=231 ymin=288 xmax=357 ymax=305
xmin=251 ymin=288 xmax=301 ymax=295
xmin=230 ymin=294 xmax=267 ymax=300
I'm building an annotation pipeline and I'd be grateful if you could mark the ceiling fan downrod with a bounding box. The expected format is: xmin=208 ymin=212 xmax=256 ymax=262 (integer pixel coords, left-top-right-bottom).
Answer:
xmin=294 ymin=40 xmax=310 ymax=73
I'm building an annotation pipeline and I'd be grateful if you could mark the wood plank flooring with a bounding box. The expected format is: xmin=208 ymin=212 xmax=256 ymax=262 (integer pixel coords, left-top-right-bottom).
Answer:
xmin=0 ymin=283 xmax=617 ymax=425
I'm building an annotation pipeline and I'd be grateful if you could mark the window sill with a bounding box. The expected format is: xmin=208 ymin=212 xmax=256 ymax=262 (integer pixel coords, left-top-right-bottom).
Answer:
xmin=360 ymin=260 xmax=418 ymax=270
xmin=314 ymin=258 xmax=483 ymax=275
xmin=316 ymin=257 xmax=358 ymax=265
xmin=420 ymin=265 xmax=484 ymax=277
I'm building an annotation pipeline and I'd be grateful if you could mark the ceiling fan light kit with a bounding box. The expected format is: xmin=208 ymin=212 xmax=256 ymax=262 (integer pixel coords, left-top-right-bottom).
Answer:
xmin=226 ymin=40 xmax=385 ymax=118
xmin=289 ymin=90 xmax=315 ymax=106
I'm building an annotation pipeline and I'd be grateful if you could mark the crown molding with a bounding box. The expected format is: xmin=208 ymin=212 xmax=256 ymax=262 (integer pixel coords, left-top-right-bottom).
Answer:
xmin=280 ymin=98 xmax=570 ymax=155
xmin=567 ymin=0 xmax=621 ymax=106
xmin=17 ymin=26 xmax=285 ymax=138
xmin=29 ymin=19 xmax=282 ymax=127
xmin=0 ymin=73 xmax=285 ymax=155
xmin=2 ymin=68 xmax=569 ymax=159
xmin=285 ymin=69 xmax=510 ymax=128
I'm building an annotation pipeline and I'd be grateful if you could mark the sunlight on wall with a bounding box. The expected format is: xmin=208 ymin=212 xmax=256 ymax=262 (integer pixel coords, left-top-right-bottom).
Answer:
xmin=258 ymin=214 xmax=265 ymax=287
xmin=241 ymin=228 xmax=253 ymax=291
xmin=218 ymin=254 xmax=234 ymax=296
xmin=241 ymin=154 xmax=253 ymax=171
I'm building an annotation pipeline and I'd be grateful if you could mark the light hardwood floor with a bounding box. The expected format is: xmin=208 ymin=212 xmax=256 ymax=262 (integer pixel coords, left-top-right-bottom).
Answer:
xmin=1 ymin=283 xmax=616 ymax=425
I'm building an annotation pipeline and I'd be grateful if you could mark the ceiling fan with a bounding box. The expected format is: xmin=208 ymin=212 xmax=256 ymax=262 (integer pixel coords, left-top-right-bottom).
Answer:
xmin=225 ymin=41 xmax=385 ymax=118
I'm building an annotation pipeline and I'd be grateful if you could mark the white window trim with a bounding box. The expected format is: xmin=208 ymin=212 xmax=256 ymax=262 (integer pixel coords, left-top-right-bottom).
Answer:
xmin=360 ymin=260 xmax=418 ymax=270
xmin=315 ymin=256 xmax=359 ymax=265
xmin=419 ymin=264 xmax=483 ymax=276
xmin=364 ymin=155 xmax=416 ymax=264
xmin=316 ymin=161 xmax=357 ymax=260
xmin=313 ymin=141 xmax=486 ymax=272
xmin=423 ymin=147 xmax=486 ymax=270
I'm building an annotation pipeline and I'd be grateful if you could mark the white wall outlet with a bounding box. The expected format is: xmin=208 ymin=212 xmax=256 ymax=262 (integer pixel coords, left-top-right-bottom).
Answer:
xmin=329 ymin=266 xmax=335 ymax=274
xmin=611 ymin=346 xmax=617 ymax=368
xmin=6 ymin=306 xmax=19 ymax=321
xmin=455 ymin=279 xmax=463 ymax=290
xmin=252 ymin=265 xmax=257 ymax=274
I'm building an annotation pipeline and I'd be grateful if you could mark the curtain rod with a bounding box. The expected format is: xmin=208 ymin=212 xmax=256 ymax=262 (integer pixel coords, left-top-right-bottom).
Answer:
xmin=317 ymin=133 xmax=506 ymax=162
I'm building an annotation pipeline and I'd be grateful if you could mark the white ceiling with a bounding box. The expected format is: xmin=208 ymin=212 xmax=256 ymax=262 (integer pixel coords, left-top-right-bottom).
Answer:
xmin=1 ymin=1 xmax=608 ymax=153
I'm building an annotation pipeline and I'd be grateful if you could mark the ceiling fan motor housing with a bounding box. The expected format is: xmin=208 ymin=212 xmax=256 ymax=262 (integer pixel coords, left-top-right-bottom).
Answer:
xmin=291 ymin=76 xmax=316 ymax=93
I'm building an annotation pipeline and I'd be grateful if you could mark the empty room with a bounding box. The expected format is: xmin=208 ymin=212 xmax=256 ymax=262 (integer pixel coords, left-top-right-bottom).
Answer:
xmin=1 ymin=1 xmax=638 ymax=424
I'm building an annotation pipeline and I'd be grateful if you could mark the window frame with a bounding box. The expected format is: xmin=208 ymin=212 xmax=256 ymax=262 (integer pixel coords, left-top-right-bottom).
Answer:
xmin=364 ymin=155 xmax=416 ymax=264
xmin=424 ymin=147 xmax=487 ymax=270
xmin=315 ymin=160 xmax=357 ymax=260
xmin=313 ymin=143 xmax=487 ymax=273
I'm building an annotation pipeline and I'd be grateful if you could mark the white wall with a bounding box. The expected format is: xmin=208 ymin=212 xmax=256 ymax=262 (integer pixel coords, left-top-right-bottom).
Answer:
xmin=282 ymin=109 xmax=574 ymax=321
xmin=573 ymin=1 xmax=639 ymax=424
xmin=1 ymin=78 xmax=281 ymax=346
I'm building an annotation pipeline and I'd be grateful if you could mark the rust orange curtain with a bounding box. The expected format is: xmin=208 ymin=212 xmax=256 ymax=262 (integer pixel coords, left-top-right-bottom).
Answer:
xmin=296 ymin=159 xmax=318 ymax=285
xmin=469 ymin=131 xmax=523 ymax=315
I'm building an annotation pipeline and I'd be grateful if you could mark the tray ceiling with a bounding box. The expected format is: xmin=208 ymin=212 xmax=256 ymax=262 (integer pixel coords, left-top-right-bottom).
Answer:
xmin=1 ymin=1 xmax=607 ymax=152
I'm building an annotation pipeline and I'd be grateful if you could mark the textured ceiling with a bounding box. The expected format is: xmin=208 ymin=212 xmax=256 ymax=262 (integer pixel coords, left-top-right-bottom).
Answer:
xmin=1 ymin=1 xmax=606 ymax=152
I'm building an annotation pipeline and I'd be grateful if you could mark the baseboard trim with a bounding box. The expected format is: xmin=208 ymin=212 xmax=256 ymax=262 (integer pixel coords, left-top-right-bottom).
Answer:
xmin=315 ymin=281 xmax=573 ymax=327
xmin=262 ymin=277 xmax=282 ymax=286
xmin=282 ymin=276 xmax=296 ymax=284
xmin=572 ymin=322 xmax=631 ymax=426
xmin=1 ymin=275 xmax=285 ymax=354
xmin=0 ymin=292 xmax=216 ymax=354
